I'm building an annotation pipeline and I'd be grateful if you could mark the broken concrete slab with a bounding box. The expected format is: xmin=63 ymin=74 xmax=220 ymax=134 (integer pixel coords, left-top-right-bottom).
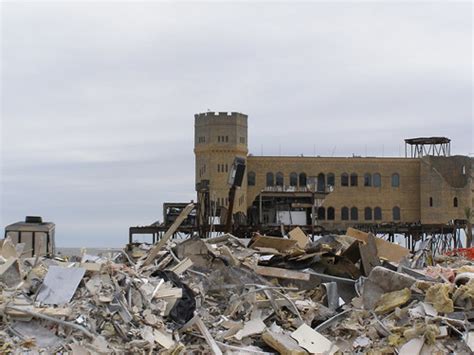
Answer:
xmin=0 ymin=258 xmax=22 ymax=287
xmin=36 ymin=265 xmax=86 ymax=305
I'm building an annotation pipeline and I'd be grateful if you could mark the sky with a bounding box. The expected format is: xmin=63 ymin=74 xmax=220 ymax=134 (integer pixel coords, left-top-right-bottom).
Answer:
xmin=1 ymin=1 xmax=472 ymax=247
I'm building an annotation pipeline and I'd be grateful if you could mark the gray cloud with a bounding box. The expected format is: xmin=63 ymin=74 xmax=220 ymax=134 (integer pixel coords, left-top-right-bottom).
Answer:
xmin=1 ymin=1 xmax=472 ymax=246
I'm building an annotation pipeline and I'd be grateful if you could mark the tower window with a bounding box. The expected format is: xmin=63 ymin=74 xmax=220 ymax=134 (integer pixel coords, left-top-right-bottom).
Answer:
xmin=217 ymin=164 xmax=220 ymax=173
xmin=225 ymin=136 xmax=229 ymax=142
xmin=429 ymin=197 xmax=433 ymax=207
xmin=225 ymin=164 xmax=228 ymax=173
xmin=391 ymin=173 xmax=400 ymax=187
xmin=218 ymin=136 xmax=221 ymax=143
xmin=453 ymin=197 xmax=458 ymax=207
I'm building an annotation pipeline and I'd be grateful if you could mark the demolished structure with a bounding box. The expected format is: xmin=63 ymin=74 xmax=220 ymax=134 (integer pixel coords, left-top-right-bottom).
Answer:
xmin=1 ymin=204 xmax=474 ymax=353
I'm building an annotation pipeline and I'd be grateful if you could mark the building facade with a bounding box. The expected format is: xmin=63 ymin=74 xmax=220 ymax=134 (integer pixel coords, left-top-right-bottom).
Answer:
xmin=194 ymin=111 xmax=473 ymax=230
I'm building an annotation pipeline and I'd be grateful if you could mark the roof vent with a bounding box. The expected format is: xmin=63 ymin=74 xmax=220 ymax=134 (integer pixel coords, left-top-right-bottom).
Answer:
xmin=25 ymin=216 xmax=43 ymax=223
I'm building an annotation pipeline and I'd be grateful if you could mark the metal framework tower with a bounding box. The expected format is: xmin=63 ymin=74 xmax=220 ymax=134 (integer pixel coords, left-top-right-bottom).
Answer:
xmin=404 ymin=137 xmax=451 ymax=158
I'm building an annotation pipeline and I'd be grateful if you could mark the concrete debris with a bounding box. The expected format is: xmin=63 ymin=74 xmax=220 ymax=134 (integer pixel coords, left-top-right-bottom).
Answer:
xmin=0 ymin=227 xmax=473 ymax=353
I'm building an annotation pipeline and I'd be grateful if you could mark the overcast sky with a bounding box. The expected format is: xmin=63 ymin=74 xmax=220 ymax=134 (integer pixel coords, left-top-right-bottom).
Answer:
xmin=1 ymin=1 xmax=472 ymax=247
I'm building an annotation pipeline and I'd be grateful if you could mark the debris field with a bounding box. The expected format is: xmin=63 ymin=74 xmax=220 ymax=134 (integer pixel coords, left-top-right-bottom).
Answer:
xmin=1 ymin=224 xmax=474 ymax=354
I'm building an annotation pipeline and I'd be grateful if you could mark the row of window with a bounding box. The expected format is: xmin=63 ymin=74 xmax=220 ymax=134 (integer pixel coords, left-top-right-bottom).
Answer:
xmin=217 ymin=135 xmax=229 ymax=143
xmin=317 ymin=206 xmax=401 ymax=221
xmin=217 ymin=164 xmax=229 ymax=173
xmin=430 ymin=197 xmax=459 ymax=208
xmin=197 ymin=136 xmax=246 ymax=144
xmin=248 ymin=171 xmax=400 ymax=188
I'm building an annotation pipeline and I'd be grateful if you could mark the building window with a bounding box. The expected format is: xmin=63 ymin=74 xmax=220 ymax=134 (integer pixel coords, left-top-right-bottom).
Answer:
xmin=429 ymin=197 xmax=433 ymax=207
xmin=341 ymin=207 xmax=349 ymax=221
xmin=393 ymin=206 xmax=401 ymax=221
xmin=327 ymin=207 xmax=335 ymax=220
xmin=290 ymin=172 xmax=298 ymax=186
xmin=391 ymin=173 xmax=400 ymax=187
xmin=350 ymin=207 xmax=358 ymax=220
xmin=225 ymin=136 xmax=229 ymax=142
xmin=225 ymin=164 xmax=228 ymax=173
xmin=317 ymin=207 xmax=325 ymax=220
xmin=248 ymin=171 xmax=256 ymax=186
xmin=453 ymin=197 xmax=458 ymax=208
xmin=373 ymin=173 xmax=381 ymax=187
xmin=374 ymin=207 xmax=382 ymax=220
xmin=364 ymin=207 xmax=372 ymax=221
xmin=198 ymin=136 xmax=206 ymax=143
xmin=299 ymin=173 xmax=307 ymax=187
xmin=317 ymin=173 xmax=325 ymax=192
xmin=364 ymin=173 xmax=372 ymax=187
xmin=462 ymin=165 xmax=466 ymax=175
xmin=341 ymin=173 xmax=349 ymax=186
xmin=266 ymin=172 xmax=274 ymax=187
xmin=217 ymin=164 xmax=220 ymax=173
xmin=276 ymin=172 xmax=284 ymax=186
xmin=218 ymin=136 xmax=221 ymax=143
xmin=327 ymin=173 xmax=335 ymax=187
xmin=350 ymin=173 xmax=358 ymax=186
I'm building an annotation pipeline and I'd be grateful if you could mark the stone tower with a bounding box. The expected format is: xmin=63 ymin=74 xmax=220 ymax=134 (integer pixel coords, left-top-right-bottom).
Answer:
xmin=194 ymin=112 xmax=248 ymax=217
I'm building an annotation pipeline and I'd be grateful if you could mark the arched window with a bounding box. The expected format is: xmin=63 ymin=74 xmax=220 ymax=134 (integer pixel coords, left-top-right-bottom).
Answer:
xmin=289 ymin=172 xmax=298 ymax=187
xmin=374 ymin=207 xmax=382 ymax=220
xmin=453 ymin=197 xmax=458 ymax=207
xmin=429 ymin=197 xmax=433 ymax=207
xmin=364 ymin=173 xmax=372 ymax=187
xmin=341 ymin=207 xmax=349 ymax=221
xmin=350 ymin=207 xmax=358 ymax=220
xmin=299 ymin=173 xmax=307 ymax=187
xmin=392 ymin=206 xmax=401 ymax=221
xmin=317 ymin=173 xmax=325 ymax=192
xmin=317 ymin=207 xmax=325 ymax=220
xmin=350 ymin=173 xmax=358 ymax=186
xmin=341 ymin=173 xmax=349 ymax=186
xmin=373 ymin=173 xmax=381 ymax=187
xmin=266 ymin=172 xmax=274 ymax=187
xmin=327 ymin=207 xmax=335 ymax=220
xmin=364 ymin=207 xmax=372 ymax=221
xmin=327 ymin=173 xmax=335 ymax=187
xmin=391 ymin=173 xmax=400 ymax=187
xmin=276 ymin=172 xmax=284 ymax=186
xmin=247 ymin=172 xmax=256 ymax=186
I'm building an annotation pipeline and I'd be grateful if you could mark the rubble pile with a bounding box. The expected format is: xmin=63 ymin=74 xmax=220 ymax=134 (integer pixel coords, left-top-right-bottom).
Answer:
xmin=0 ymin=225 xmax=474 ymax=354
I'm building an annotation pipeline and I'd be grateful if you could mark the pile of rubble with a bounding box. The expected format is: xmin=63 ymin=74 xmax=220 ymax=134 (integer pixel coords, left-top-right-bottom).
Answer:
xmin=1 ymin=223 xmax=474 ymax=354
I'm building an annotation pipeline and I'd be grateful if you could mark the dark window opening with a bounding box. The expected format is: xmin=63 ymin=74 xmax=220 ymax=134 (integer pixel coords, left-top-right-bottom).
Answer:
xmin=429 ymin=197 xmax=433 ymax=207
xmin=341 ymin=173 xmax=349 ymax=186
xmin=350 ymin=207 xmax=358 ymax=220
xmin=393 ymin=206 xmax=401 ymax=221
xmin=248 ymin=172 xmax=256 ymax=186
xmin=327 ymin=173 xmax=335 ymax=187
xmin=266 ymin=172 xmax=274 ymax=187
xmin=317 ymin=173 xmax=325 ymax=191
xmin=299 ymin=173 xmax=307 ymax=187
xmin=341 ymin=207 xmax=349 ymax=221
xmin=373 ymin=173 xmax=381 ymax=187
xmin=391 ymin=173 xmax=400 ymax=187
xmin=364 ymin=173 xmax=372 ymax=187
xmin=290 ymin=172 xmax=298 ymax=187
xmin=453 ymin=197 xmax=458 ymax=208
xmin=317 ymin=207 xmax=325 ymax=220
xmin=374 ymin=207 xmax=382 ymax=220
xmin=276 ymin=172 xmax=284 ymax=186
xmin=364 ymin=207 xmax=372 ymax=221
xmin=350 ymin=173 xmax=358 ymax=186
xmin=327 ymin=207 xmax=335 ymax=220
xmin=225 ymin=136 xmax=229 ymax=142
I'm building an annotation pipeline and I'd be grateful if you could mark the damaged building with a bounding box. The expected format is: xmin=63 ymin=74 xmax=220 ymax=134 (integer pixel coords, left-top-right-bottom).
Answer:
xmin=194 ymin=112 xmax=473 ymax=235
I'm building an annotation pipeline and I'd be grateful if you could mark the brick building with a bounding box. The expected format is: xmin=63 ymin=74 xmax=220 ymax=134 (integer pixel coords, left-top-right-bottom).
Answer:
xmin=194 ymin=112 xmax=473 ymax=230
